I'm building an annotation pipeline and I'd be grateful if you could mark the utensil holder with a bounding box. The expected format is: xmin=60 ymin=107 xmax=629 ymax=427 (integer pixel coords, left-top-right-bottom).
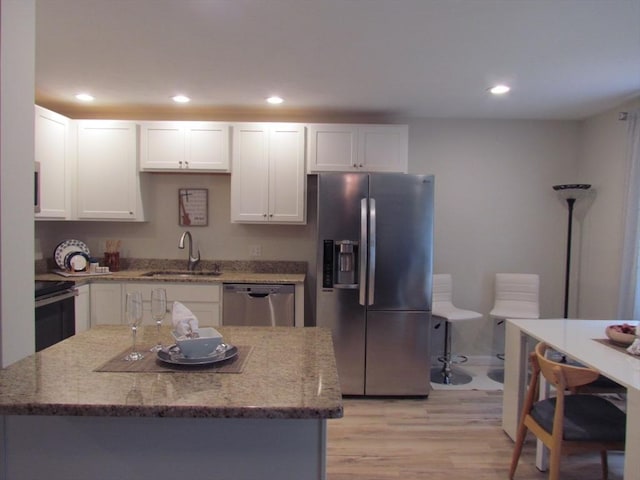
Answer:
xmin=104 ymin=252 xmax=120 ymax=272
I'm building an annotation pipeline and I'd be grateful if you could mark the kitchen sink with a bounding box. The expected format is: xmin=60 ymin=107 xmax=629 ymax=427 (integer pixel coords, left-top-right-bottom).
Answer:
xmin=141 ymin=270 xmax=222 ymax=278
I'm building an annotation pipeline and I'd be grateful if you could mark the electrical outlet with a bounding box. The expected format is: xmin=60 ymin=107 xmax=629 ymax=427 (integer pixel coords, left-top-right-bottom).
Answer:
xmin=249 ymin=245 xmax=262 ymax=257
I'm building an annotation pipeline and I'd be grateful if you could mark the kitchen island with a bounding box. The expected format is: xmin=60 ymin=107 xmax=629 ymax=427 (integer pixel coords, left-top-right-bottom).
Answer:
xmin=0 ymin=325 xmax=342 ymax=480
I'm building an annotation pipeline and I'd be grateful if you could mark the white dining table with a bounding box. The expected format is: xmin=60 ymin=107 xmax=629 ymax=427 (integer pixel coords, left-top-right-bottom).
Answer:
xmin=502 ymin=318 xmax=640 ymax=479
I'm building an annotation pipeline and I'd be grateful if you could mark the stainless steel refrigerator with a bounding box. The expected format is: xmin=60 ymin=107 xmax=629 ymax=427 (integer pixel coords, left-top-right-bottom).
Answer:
xmin=316 ymin=173 xmax=434 ymax=396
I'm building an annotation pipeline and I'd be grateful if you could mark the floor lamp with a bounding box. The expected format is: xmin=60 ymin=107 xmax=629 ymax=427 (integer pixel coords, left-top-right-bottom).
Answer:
xmin=553 ymin=183 xmax=592 ymax=318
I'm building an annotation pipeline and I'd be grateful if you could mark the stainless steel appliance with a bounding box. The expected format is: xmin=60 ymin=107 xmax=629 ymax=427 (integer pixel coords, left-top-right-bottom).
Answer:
xmin=316 ymin=173 xmax=434 ymax=396
xmin=35 ymin=280 xmax=76 ymax=351
xmin=223 ymin=284 xmax=295 ymax=327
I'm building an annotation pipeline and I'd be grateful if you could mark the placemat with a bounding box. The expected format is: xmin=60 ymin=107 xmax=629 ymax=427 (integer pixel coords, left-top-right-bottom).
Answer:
xmin=593 ymin=338 xmax=640 ymax=359
xmin=94 ymin=345 xmax=253 ymax=373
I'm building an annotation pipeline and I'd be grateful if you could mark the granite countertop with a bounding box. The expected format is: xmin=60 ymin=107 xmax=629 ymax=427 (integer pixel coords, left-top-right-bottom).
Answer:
xmin=0 ymin=326 xmax=342 ymax=419
xmin=35 ymin=259 xmax=306 ymax=285
xmin=35 ymin=270 xmax=306 ymax=285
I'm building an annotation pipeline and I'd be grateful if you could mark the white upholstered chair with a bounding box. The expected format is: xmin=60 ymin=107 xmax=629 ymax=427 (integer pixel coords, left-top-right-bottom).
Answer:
xmin=430 ymin=274 xmax=483 ymax=385
xmin=489 ymin=273 xmax=540 ymax=383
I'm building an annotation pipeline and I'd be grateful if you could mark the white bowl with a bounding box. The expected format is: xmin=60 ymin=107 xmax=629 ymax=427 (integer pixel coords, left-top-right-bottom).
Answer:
xmin=605 ymin=324 xmax=636 ymax=347
xmin=171 ymin=327 xmax=223 ymax=358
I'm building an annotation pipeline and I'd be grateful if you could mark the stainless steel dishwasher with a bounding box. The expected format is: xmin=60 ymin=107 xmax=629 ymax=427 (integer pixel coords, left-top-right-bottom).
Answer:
xmin=222 ymin=284 xmax=295 ymax=326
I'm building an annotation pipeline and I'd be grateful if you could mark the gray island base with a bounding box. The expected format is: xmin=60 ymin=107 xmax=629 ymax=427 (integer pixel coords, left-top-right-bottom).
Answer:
xmin=0 ymin=326 xmax=343 ymax=480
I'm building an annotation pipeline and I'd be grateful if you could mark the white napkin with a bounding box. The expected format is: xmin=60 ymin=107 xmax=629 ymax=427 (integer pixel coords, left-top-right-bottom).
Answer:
xmin=627 ymin=338 xmax=640 ymax=356
xmin=172 ymin=301 xmax=199 ymax=338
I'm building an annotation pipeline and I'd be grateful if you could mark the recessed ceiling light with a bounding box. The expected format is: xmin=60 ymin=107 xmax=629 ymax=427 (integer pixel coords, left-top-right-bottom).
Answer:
xmin=75 ymin=93 xmax=94 ymax=102
xmin=489 ymin=84 xmax=511 ymax=95
xmin=266 ymin=96 xmax=284 ymax=105
xmin=172 ymin=94 xmax=191 ymax=103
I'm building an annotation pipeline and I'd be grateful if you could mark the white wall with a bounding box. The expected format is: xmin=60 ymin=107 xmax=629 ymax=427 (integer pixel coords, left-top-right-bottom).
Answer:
xmin=1 ymin=0 xmax=36 ymax=366
xmin=578 ymin=97 xmax=640 ymax=319
xmin=36 ymin=117 xmax=587 ymax=358
xmin=33 ymin=109 xmax=638 ymax=358
xmin=405 ymin=118 xmax=580 ymax=356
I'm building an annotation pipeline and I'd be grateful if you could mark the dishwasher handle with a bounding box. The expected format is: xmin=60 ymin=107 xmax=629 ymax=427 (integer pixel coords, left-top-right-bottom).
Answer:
xmin=248 ymin=293 xmax=269 ymax=299
xmin=223 ymin=284 xmax=295 ymax=295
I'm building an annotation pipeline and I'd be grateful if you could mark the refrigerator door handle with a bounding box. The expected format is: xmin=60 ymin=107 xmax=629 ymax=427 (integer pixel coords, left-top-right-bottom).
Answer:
xmin=359 ymin=198 xmax=368 ymax=305
xmin=368 ymin=198 xmax=376 ymax=305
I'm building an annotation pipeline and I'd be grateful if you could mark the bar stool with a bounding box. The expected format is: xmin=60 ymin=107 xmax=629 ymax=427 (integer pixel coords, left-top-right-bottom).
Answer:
xmin=488 ymin=273 xmax=540 ymax=383
xmin=430 ymin=274 xmax=483 ymax=385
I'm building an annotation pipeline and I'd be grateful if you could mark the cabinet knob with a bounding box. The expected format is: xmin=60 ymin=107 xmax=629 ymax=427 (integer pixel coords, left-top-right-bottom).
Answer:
xmin=263 ymin=213 xmax=268 ymax=217
xmin=178 ymin=161 xmax=183 ymax=168
xmin=269 ymin=214 xmax=273 ymax=217
xmin=129 ymin=211 xmax=133 ymax=215
xmin=359 ymin=164 xmax=364 ymax=167
xmin=185 ymin=161 xmax=189 ymax=168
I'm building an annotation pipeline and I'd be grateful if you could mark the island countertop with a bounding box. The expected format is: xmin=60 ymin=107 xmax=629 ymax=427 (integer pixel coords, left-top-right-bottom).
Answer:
xmin=0 ymin=325 xmax=343 ymax=419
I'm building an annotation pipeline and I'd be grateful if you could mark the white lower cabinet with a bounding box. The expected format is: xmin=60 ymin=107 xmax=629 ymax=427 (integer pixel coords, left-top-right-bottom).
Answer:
xmin=74 ymin=284 xmax=91 ymax=334
xmin=123 ymin=282 xmax=221 ymax=327
xmin=90 ymin=283 xmax=124 ymax=326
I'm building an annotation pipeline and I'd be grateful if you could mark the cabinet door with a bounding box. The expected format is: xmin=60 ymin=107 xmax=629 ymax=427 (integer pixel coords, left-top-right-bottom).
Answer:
xmin=269 ymin=124 xmax=306 ymax=223
xmin=124 ymin=282 xmax=221 ymax=327
xmin=359 ymin=125 xmax=408 ymax=173
xmin=140 ymin=122 xmax=230 ymax=172
xmin=74 ymin=284 xmax=91 ymax=333
xmin=76 ymin=121 xmax=144 ymax=220
xmin=140 ymin=122 xmax=185 ymax=170
xmin=34 ymin=105 xmax=72 ymax=219
xmin=90 ymin=283 xmax=123 ymax=326
xmin=231 ymin=124 xmax=270 ymax=222
xmin=307 ymin=124 xmax=358 ymax=172
xmin=308 ymin=124 xmax=408 ymax=173
xmin=186 ymin=123 xmax=230 ymax=171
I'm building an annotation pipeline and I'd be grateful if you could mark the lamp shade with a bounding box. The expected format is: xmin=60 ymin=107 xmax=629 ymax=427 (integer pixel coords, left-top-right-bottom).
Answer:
xmin=553 ymin=184 xmax=591 ymax=201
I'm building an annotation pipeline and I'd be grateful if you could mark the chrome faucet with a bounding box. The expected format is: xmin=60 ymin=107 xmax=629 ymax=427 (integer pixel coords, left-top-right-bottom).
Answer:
xmin=178 ymin=231 xmax=200 ymax=271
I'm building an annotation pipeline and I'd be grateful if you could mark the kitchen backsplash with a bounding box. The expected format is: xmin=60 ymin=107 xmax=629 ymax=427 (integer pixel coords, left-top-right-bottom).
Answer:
xmin=34 ymin=174 xmax=318 ymax=266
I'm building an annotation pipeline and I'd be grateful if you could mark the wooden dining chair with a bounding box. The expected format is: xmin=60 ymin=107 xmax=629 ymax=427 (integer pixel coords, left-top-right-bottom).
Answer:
xmin=509 ymin=342 xmax=626 ymax=480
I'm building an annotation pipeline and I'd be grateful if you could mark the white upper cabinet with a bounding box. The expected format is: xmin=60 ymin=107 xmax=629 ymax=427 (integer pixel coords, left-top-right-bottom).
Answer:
xmin=76 ymin=120 xmax=147 ymax=221
xmin=35 ymin=105 xmax=72 ymax=219
xmin=307 ymin=124 xmax=408 ymax=173
xmin=140 ymin=122 xmax=230 ymax=172
xmin=231 ymin=123 xmax=306 ymax=224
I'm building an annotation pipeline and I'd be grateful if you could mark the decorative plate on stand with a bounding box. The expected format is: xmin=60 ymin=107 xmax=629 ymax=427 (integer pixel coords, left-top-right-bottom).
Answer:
xmin=53 ymin=239 xmax=90 ymax=270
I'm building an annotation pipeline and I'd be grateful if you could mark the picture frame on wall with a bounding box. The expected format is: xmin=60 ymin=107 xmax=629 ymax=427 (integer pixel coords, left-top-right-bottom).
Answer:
xmin=178 ymin=188 xmax=208 ymax=226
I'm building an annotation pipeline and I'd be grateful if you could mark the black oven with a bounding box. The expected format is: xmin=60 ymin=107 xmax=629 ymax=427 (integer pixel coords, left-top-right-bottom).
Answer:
xmin=35 ymin=280 xmax=76 ymax=351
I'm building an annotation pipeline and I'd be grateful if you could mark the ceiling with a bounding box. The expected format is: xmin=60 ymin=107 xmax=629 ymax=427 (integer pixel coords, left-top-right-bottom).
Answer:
xmin=35 ymin=0 xmax=640 ymax=120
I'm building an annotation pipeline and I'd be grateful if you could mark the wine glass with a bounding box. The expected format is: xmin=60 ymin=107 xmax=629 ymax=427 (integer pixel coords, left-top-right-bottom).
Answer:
xmin=125 ymin=377 xmax=144 ymax=405
xmin=124 ymin=291 xmax=144 ymax=361
xmin=150 ymin=288 xmax=167 ymax=352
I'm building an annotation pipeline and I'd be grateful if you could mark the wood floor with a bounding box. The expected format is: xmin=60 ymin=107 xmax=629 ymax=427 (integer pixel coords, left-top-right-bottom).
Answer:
xmin=326 ymin=390 xmax=624 ymax=480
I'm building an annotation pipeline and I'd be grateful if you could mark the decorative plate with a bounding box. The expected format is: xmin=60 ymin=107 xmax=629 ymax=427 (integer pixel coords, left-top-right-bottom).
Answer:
xmin=156 ymin=344 xmax=238 ymax=366
xmin=54 ymin=239 xmax=90 ymax=270
xmin=65 ymin=251 xmax=90 ymax=271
